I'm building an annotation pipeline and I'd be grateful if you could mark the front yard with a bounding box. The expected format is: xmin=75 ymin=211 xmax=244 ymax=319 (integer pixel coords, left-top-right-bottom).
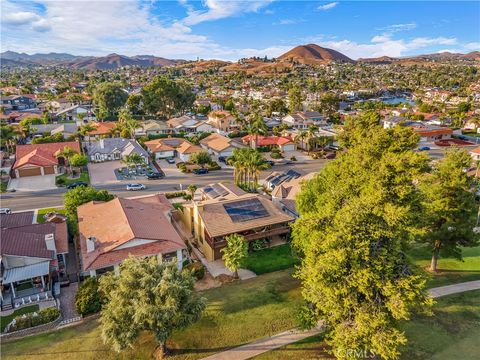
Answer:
xmin=56 ymin=171 xmax=90 ymax=187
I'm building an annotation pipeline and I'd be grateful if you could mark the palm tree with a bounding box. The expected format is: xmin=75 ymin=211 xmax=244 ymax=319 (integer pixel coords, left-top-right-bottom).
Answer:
xmin=248 ymin=113 xmax=268 ymax=149
xmin=56 ymin=146 xmax=77 ymax=175
xmin=306 ymin=125 xmax=318 ymax=154
xmin=187 ymin=184 xmax=197 ymax=202
xmin=247 ymin=150 xmax=269 ymax=191
xmin=0 ymin=125 xmax=16 ymax=154
xmin=78 ymin=122 xmax=96 ymax=142
xmin=294 ymin=130 xmax=308 ymax=152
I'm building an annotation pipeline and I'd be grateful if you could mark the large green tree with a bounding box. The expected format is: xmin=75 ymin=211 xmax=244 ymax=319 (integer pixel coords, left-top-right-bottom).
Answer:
xmin=221 ymin=234 xmax=248 ymax=279
xmin=419 ymin=148 xmax=479 ymax=272
xmin=288 ymin=85 xmax=305 ymax=113
xmin=93 ymin=82 xmax=128 ymax=120
xmin=64 ymin=186 xmax=114 ymax=224
xmin=99 ymin=257 xmax=205 ymax=358
xmin=292 ymin=112 xmax=432 ymax=360
xmin=142 ymin=76 xmax=195 ymax=118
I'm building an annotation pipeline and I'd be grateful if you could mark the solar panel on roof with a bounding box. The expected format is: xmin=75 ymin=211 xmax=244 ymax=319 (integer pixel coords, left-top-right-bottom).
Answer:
xmin=286 ymin=170 xmax=301 ymax=179
xmin=223 ymin=198 xmax=269 ymax=223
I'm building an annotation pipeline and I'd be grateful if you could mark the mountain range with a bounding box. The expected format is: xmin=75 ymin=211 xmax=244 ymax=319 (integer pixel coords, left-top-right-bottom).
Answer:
xmin=1 ymin=45 xmax=479 ymax=70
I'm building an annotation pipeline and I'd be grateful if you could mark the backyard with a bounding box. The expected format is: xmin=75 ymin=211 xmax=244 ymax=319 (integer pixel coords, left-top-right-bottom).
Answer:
xmin=243 ymin=243 xmax=300 ymax=274
xmin=36 ymin=207 xmax=67 ymax=223
xmin=2 ymin=270 xmax=303 ymax=360
xmin=1 ymin=305 xmax=39 ymax=332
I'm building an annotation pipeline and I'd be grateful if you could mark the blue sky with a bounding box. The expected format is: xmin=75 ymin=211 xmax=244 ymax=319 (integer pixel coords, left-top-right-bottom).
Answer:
xmin=1 ymin=1 xmax=479 ymax=60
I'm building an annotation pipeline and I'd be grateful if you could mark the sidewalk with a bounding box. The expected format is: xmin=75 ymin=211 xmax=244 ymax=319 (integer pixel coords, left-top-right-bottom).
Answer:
xmin=199 ymin=280 xmax=480 ymax=360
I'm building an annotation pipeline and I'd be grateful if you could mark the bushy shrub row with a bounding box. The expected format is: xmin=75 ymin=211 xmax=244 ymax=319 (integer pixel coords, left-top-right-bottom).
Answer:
xmin=75 ymin=277 xmax=104 ymax=316
xmin=165 ymin=191 xmax=187 ymax=199
xmin=8 ymin=307 xmax=60 ymax=332
xmin=183 ymin=262 xmax=205 ymax=280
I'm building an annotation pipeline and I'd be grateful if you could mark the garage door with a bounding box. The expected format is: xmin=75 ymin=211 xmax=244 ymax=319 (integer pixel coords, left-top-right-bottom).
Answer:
xmin=43 ymin=166 xmax=55 ymax=175
xmin=18 ymin=167 xmax=42 ymax=177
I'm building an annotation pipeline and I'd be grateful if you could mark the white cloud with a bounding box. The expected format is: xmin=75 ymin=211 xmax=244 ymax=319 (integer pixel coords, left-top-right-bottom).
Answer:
xmin=182 ymin=0 xmax=273 ymax=26
xmin=378 ymin=23 xmax=417 ymax=33
xmin=317 ymin=2 xmax=338 ymax=11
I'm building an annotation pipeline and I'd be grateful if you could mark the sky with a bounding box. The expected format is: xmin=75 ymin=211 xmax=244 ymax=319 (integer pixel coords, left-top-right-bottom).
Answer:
xmin=1 ymin=0 xmax=479 ymax=61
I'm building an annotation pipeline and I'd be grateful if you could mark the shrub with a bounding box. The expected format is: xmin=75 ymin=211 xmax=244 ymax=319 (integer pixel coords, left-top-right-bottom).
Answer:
xmin=290 ymin=156 xmax=297 ymax=161
xmin=184 ymin=262 xmax=205 ymax=280
xmin=183 ymin=194 xmax=192 ymax=201
xmin=8 ymin=307 xmax=60 ymax=332
xmin=207 ymin=161 xmax=221 ymax=171
xmin=251 ymin=239 xmax=268 ymax=251
xmin=75 ymin=277 xmax=104 ymax=316
xmin=179 ymin=163 xmax=188 ymax=173
xmin=56 ymin=177 xmax=66 ymax=186
xmin=172 ymin=202 xmax=184 ymax=210
xmin=165 ymin=191 xmax=186 ymax=199
xmin=270 ymin=152 xmax=283 ymax=159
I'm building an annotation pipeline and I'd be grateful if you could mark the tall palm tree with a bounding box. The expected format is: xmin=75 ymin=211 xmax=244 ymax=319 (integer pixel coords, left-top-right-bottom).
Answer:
xmin=294 ymin=130 xmax=308 ymax=152
xmin=306 ymin=125 xmax=318 ymax=154
xmin=247 ymin=150 xmax=269 ymax=191
xmin=248 ymin=113 xmax=268 ymax=149
xmin=187 ymin=184 xmax=197 ymax=202
xmin=78 ymin=122 xmax=96 ymax=142
xmin=0 ymin=125 xmax=16 ymax=154
xmin=56 ymin=146 xmax=77 ymax=175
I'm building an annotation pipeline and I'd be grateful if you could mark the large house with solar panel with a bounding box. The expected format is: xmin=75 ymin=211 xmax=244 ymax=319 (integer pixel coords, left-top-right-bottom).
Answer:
xmin=178 ymin=183 xmax=294 ymax=261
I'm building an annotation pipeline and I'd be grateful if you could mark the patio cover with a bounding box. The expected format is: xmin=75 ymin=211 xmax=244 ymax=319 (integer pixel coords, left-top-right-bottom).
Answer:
xmin=2 ymin=261 xmax=50 ymax=283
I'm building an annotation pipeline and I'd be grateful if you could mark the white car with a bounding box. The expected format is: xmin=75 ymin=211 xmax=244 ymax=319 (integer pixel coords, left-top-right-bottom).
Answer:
xmin=126 ymin=183 xmax=146 ymax=191
xmin=0 ymin=208 xmax=12 ymax=214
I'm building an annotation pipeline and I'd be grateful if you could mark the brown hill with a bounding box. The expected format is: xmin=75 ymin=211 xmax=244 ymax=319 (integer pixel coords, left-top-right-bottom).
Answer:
xmin=278 ymin=44 xmax=354 ymax=64
xmin=69 ymin=53 xmax=181 ymax=70
xmin=357 ymin=56 xmax=396 ymax=64
xmin=463 ymin=51 xmax=480 ymax=60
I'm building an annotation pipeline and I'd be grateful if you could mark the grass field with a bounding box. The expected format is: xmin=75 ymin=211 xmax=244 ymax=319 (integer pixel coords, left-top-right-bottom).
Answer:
xmin=1 ymin=305 xmax=39 ymax=332
xmin=408 ymin=245 xmax=480 ymax=287
xmin=36 ymin=207 xmax=67 ymax=223
xmin=254 ymin=290 xmax=480 ymax=360
xmin=243 ymin=244 xmax=300 ymax=274
xmin=2 ymin=270 xmax=303 ymax=360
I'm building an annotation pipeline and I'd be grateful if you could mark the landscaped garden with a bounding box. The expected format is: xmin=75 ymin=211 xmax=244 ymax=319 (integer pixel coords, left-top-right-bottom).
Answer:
xmin=243 ymin=243 xmax=300 ymax=274
xmin=1 ymin=305 xmax=39 ymax=332
xmin=56 ymin=170 xmax=90 ymax=186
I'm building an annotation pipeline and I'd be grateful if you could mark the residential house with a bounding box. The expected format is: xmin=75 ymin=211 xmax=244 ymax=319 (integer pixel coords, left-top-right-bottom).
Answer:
xmin=264 ymin=169 xmax=303 ymax=191
xmin=85 ymin=138 xmax=149 ymax=163
xmin=136 ymin=120 xmax=173 ymax=137
xmin=411 ymin=125 xmax=453 ymax=142
xmin=0 ymin=211 xmax=68 ymax=310
xmin=241 ymin=135 xmax=296 ymax=152
xmin=271 ymin=172 xmax=316 ymax=218
xmin=77 ymin=195 xmax=186 ymax=277
xmin=0 ymin=95 xmax=36 ymax=111
xmin=144 ymin=138 xmax=202 ymax=162
xmin=55 ymin=105 xmax=93 ymax=124
xmin=200 ymin=133 xmax=244 ymax=157
xmin=167 ymin=115 xmax=213 ymax=134
xmin=470 ymin=147 xmax=480 ymax=162
xmin=178 ymin=183 xmax=293 ymax=261
xmin=13 ymin=141 xmax=80 ymax=178
xmin=31 ymin=123 xmax=79 ymax=139
xmin=282 ymin=111 xmax=326 ymax=129
xmin=85 ymin=122 xmax=117 ymax=140
xmin=207 ymin=110 xmax=240 ymax=133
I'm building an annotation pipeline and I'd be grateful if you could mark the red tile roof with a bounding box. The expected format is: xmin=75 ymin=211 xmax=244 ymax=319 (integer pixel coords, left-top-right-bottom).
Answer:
xmin=242 ymin=135 xmax=294 ymax=146
xmin=14 ymin=141 xmax=80 ymax=169
xmin=88 ymin=122 xmax=116 ymax=136
xmin=78 ymin=195 xmax=185 ymax=271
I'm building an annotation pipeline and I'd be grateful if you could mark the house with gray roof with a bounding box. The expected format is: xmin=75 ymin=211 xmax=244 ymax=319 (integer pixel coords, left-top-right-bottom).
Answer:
xmin=85 ymin=138 xmax=149 ymax=163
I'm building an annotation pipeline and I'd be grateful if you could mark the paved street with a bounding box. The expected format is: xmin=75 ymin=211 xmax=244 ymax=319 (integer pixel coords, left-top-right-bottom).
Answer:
xmin=0 ymin=160 xmax=327 ymax=211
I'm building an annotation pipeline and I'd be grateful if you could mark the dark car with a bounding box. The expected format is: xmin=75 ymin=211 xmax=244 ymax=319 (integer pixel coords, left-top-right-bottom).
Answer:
xmin=193 ymin=168 xmax=209 ymax=175
xmin=218 ymin=156 xmax=227 ymax=163
xmin=166 ymin=158 xmax=176 ymax=164
xmin=66 ymin=181 xmax=88 ymax=189
xmin=264 ymin=160 xmax=275 ymax=167
xmin=325 ymin=152 xmax=336 ymax=159
xmin=458 ymin=135 xmax=468 ymax=141
xmin=418 ymin=146 xmax=430 ymax=151
xmin=146 ymin=172 xmax=164 ymax=180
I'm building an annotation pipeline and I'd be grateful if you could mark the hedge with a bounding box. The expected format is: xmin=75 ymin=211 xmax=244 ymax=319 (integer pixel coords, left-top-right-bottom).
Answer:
xmin=75 ymin=277 xmax=104 ymax=316
xmin=7 ymin=307 xmax=60 ymax=332
xmin=184 ymin=262 xmax=205 ymax=280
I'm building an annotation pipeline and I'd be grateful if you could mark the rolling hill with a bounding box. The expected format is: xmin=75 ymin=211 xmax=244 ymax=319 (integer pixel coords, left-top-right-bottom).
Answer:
xmin=278 ymin=44 xmax=355 ymax=64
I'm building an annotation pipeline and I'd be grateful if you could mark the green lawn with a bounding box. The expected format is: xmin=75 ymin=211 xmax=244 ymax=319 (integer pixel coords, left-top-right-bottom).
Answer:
xmin=36 ymin=207 xmax=66 ymax=223
xmin=243 ymin=244 xmax=300 ymax=275
xmin=1 ymin=305 xmax=39 ymax=332
xmin=408 ymin=245 xmax=480 ymax=287
xmin=2 ymin=270 xmax=303 ymax=360
xmin=1 ymin=181 xmax=7 ymax=193
xmin=56 ymin=171 xmax=90 ymax=187
xmin=254 ymin=290 xmax=480 ymax=360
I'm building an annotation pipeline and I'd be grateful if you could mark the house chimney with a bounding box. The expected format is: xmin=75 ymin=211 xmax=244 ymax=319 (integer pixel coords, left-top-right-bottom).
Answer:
xmin=45 ymin=233 xmax=56 ymax=252
xmin=100 ymin=139 xmax=104 ymax=149
xmin=87 ymin=236 xmax=96 ymax=253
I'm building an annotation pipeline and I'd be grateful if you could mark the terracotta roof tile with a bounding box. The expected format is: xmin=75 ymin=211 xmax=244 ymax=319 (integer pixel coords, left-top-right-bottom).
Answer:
xmin=14 ymin=142 xmax=80 ymax=169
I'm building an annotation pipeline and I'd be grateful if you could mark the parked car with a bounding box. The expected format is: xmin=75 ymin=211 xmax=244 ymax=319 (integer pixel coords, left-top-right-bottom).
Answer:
xmin=418 ymin=146 xmax=430 ymax=151
xmin=166 ymin=158 xmax=176 ymax=164
xmin=193 ymin=168 xmax=209 ymax=175
xmin=458 ymin=135 xmax=468 ymax=140
xmin=0 ymin=208 xmax=12 ymax=214
xmin=325 ymin=152 xmax=336 ymax=159
xmin=146 ymin=172 xmax=164 ymax=180
xmin=264 ymin=160 xmax=275 ymax=167
xmin=126 ymin=183 xmax=146 ymax=191
xmin=67 ymin=181 xmax=88 ymax=189
xmin=218 ymin=156 xmax=226 ymax=163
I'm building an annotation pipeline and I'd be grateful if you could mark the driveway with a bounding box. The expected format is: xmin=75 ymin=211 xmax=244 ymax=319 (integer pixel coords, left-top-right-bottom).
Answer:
xmin=88 ymin=161 xmax=122 ymax=185
xmin=7 ymin=174 xmax=57 ymax=192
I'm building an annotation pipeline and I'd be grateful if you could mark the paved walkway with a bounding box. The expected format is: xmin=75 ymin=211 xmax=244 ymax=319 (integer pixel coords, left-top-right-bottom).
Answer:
xmin=428 ymin=280 xmax=480 ymax=298
xmin=200 ymin=280 xmax=480 ymax=360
